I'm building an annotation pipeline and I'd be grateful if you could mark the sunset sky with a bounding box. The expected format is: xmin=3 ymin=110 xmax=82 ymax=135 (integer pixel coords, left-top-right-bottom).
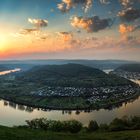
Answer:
xmin=0 ymin=0 xmax=140 ymax=60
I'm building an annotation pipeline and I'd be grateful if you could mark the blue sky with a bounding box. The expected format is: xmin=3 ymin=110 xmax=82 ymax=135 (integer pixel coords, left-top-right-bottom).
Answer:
xmin=0 ymin=0 xmax=120 ymax=29
xmin=0 ymin=0 xmax=140 ymax=60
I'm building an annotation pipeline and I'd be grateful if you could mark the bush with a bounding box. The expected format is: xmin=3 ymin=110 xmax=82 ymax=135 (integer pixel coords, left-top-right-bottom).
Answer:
xmin=47 ymin=120 xmax=64 ymax=132
xmin=25 ymin=116 xmax=140 ymax=133
xmin=88 ymin=120 xmax=99 ymax=132
xmin=109 ymin=118 xmax=126 ymax=131
xmin=63 ymin=120 xmax=82 ymax=133
xmin=26 ymin=118 xmax=82 ymax=133
xmin=99 ymin=124 xmax=109 ymax=131
xmin=109 ymin=116 xmax=140 ymax=131
xmin=26 ymin=118 xmax=48 ymax=130
xmin=130 ymin=116 xmax=140 ymax=130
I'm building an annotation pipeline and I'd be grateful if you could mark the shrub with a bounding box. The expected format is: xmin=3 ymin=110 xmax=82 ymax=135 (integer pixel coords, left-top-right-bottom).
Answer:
xmin=109 ymin=116 xmax=140 ymax=131
xmin=63 ymin=120 xmax=82 ymax=133
xmin=26 ymin=118 xmax=82 ymax=133
xmin=99 ymin=124 xmax=109 ymax=131
xmin=88 ymin=120 xmax=99 ymax=132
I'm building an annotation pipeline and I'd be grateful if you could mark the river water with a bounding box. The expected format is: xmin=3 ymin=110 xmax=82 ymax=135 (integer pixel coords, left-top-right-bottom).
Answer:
xmin=0 ymin=69 xmax=140 ymax=127
xmin=0 ymin=68 xmax=21 ymax=76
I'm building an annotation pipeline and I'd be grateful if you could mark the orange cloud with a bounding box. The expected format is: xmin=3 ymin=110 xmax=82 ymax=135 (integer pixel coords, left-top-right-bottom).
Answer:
xmin=57 ymin=0 xmax=92 ymax=13
xmin=57 ymin=32 xmax=73 ymax=42
xmin=119 ymin=24 xmax=135 ymax=34
xmin=71 ymin=16 xmax=112 ymax=32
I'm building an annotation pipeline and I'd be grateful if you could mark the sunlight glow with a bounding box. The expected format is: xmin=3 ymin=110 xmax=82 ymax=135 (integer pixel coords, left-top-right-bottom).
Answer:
xmin=0 ymin=34 xmax=7 ymax=51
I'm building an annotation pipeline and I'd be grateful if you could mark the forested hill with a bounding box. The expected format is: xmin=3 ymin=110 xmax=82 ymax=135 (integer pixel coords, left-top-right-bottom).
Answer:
xmin=17 ymin=63 xmax=135 ymax=87
xmin=0 ymin=59 xmax=136 ymax=70
xmin=0 ymin=66 xmax=8 ymax=72
xmin=115 ymin=64 xmax=140 ymax=73
xmin=21 ymin=63 xmax=106 ymax=78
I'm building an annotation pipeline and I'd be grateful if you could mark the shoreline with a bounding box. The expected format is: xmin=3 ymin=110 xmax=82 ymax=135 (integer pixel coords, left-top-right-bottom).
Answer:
xmin=0 ymin=92 xmax=139 ymax=111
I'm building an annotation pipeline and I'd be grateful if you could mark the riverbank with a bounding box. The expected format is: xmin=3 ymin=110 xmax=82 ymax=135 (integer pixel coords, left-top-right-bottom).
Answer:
xmin=0 ymin=125 xmax=140 ymax=140
xmin=0 ymin=91 xmax=139 ymax=110
xmin=0 ymin=91 xmax=140 ymax=110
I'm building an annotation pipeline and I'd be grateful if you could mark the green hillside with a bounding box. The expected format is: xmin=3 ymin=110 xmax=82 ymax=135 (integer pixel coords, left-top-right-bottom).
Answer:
xmin=17 ymin=63 xmax=134 ymax=87
xmin=116 ymin=64 xmax=140 ymax=73
xmin=0 ymin=66 xmax=8 ymax=72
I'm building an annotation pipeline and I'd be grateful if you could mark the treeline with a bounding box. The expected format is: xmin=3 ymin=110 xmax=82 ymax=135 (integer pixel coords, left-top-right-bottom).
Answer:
xmin=26 ymin=119 xmax=82 ymax=133
xmin=23 ymin=116 xmax=140 ymax=133
xmin=116 ymin=64 xmax=140 ymax=73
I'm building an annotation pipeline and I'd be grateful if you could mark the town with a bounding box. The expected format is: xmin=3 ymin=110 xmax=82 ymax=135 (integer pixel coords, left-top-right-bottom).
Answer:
xmin=111 ymin=71 xmax=140 ymax=81
xmin=30 ymin=85 xmax=138 ymax=104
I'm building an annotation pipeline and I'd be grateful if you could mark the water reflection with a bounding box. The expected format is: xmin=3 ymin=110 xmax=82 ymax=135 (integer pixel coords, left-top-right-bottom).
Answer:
xmin=103 ymin=69 xmax=114 ymax=74
xmin=4 ymin=101 xmax=8 ymax=106
xmin=0 ymin=68 xmax=21 ymax=76
xmin=0 ymin=96 xmax=140 ymax=127
xmin=2 ymin=94 xmax=140 ymax=116
xmin=9 ymin=102 xmax=16 ymax=109
xmin=3 ymin=101 xmax=34 ymax=113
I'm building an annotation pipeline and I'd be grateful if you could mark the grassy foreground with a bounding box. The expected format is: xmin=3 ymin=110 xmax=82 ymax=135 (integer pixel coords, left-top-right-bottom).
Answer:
xmin=0 ymin=125 xmax=140 ymax=140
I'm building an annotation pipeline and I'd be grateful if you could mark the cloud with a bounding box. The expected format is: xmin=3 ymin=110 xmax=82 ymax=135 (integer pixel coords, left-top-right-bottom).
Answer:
xmin=57 ymin=0 xmax=92 ymax=13
xmin=57 ymin=32 xmax=73 ymax=42
xmin=100 ymin=0 xmax=110 ymax=5
xmin=119 ymin=0 xmax=134 ymax=8
xmin=57 ymin=3 xmax=68 ymax=13
xmin=28 ymin=18 xmax=48 ymax=28
xmin=118 ymin=35 xmax=140 ymax=48
xmin=119 ymin=24 xmax=135 ymax=34
xmin=118 ymin=8 xmax=140 ymax=22
xmin=19 ymin=28 xmax=38 ymax=35
xmin=119 ymin=0 xmax=140 ymax=8
xmin=11 ymin=28 xmax=51 ymax=44
xmin=71 ymin=16 xmax=113 ymax=32
xmin=77 ymin=36 xmax=140 ymax=51
xmin=122 ymin=35 xmax=136 ymax=42
xmin=10 ymin=28 xmax=38 ymax=38
xmin=34 ymin=32 xmax=50 ymax=41
xmin=6 ymin=33 xmax=140 ymax=60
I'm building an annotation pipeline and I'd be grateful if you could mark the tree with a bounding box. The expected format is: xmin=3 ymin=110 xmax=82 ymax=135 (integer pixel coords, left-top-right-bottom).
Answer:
xmin=99 ymin=124 xmax=109 ymax=131
xmin=88 ymin=120 xmax=99 ymax=132
xmin=109 ymin=118 xmax=126 ymax=131
xmin=63 ymin=120 xmax=82 ymax=133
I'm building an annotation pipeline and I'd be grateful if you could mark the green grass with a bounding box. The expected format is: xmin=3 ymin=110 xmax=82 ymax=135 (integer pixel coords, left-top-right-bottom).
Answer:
xmin=0 ymin=126 xmax=140 ymax=140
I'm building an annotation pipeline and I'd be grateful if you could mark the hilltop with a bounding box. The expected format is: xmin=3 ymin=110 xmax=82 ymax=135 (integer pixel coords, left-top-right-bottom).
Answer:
xmin=17 ymin=63 xmax=134 ymax=87
xmin=0 ymin=63 xmax=139 ymax=110
xmin=0 ymin=59 xmax=137 ymax=70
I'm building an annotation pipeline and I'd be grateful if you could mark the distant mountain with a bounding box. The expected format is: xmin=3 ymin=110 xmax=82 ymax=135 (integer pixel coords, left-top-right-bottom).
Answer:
xmin=0 ymin=59 xmax=137 ymax=70
xmin=0 ymin=66 xmax=8 ymax=72
xmin=17 ymin=63 xmax=134 ymax=87
xmin=115 ymin=64 xmax=140 ymax=73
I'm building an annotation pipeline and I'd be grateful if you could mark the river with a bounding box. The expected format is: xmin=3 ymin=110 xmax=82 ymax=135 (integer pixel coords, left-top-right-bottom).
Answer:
xmin=0 ymin=68 xmax=21 ymax=75
xmin=0 ymin=69 xmax=140 ymax=127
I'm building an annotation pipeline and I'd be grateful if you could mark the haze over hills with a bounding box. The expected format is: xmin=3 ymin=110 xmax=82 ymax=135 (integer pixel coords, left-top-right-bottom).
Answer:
xmin=0 ymin=66 xmax=9 ymax=72
xmin=17 ymin=63 xmax=135 ymax=88
xmin=115 ymin=64 xmax=140 ymax=73
xmin=0 ymin=59 xmax=139 ymax=71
